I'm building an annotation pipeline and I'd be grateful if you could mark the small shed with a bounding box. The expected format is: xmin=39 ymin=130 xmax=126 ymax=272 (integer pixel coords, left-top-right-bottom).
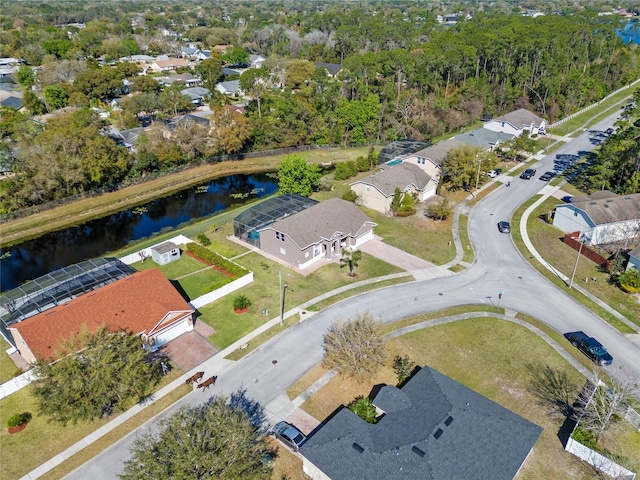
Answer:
xmin=151 ymin=241 xmax=180 ymax=266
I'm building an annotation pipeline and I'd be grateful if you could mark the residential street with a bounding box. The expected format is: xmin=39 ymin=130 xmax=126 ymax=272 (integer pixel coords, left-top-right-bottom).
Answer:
xmin=63 ymin=110 xmax=640 ymax=480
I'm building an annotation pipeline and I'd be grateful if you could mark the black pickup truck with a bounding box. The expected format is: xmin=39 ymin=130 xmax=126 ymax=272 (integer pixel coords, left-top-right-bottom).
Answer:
xmin=567 ymin=331 xmax=613 ymax=366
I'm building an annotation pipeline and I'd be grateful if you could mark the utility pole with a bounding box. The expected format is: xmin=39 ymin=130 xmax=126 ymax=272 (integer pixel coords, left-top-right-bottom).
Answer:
xmin=279 ymin=271 xmax=288 ymax=326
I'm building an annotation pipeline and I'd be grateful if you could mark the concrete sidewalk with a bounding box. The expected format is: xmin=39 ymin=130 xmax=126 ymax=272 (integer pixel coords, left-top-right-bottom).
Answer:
xmin=24 ymin=133 xmax=638 ymax=480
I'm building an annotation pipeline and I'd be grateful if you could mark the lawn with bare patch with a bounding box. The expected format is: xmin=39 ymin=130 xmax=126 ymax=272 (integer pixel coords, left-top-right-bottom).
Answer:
xmin=300 ymin=317 xmax=597 ymax=480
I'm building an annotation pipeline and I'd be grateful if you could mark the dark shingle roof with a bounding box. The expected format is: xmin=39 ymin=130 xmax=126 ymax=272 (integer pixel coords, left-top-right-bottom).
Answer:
xmin=300 ymin=366 xmax=542 ymax=480
xmin=571 ymin=192 xmax=640 ymax=225
xmin=263 ymin=198 xmax=375 ymax=249
xmin=352 ymin=163 xmax=431 ymax=197
xmin=152 ymin=241 xmax=178 ymax=254
xmin=315 ymin=62 xmax=342 ymax=75
xmin=412 ymin=138 xmax=467 ymax=166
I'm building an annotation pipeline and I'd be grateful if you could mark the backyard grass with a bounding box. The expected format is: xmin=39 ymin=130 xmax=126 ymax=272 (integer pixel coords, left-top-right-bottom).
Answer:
xmin=1 ymin=147 xmax=373 ymax=248
xmin=0 ymin=337 xmax=20 ymax=384
xmin=299 ymin=317 xmax=599 ymax=480
xmin=132 ymin=253 xmax=236 ymax=300
xmin=0 ymin=368 xmax=187 ymax=480
xmin=511 ymin=196 xmax=638 ymax=333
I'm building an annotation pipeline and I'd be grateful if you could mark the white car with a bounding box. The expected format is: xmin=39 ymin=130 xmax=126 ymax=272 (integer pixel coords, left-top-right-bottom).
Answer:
xmin=488 ymin=170 xmax=498 ymax=178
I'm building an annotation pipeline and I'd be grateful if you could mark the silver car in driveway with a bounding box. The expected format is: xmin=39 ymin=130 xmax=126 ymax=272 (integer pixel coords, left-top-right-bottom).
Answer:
xmin=272 ymin=421 xmax=307 ymax=451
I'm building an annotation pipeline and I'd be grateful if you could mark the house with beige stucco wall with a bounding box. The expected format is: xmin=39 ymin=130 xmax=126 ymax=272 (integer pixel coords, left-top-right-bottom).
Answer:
xmin=350 ymin=163 xmax=433 ymax=215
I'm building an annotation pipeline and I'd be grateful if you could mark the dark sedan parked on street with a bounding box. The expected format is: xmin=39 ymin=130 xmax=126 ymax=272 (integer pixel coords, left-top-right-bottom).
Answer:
xmin=567 ymin=331 xmax=613 ymax=366
xmin=539 ymin=171 xmax=556 ymax=181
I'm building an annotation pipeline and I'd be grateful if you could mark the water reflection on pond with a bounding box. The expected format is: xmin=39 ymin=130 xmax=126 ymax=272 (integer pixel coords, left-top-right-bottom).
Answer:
xmin=1 ymin=173 xmax=278 ymax=291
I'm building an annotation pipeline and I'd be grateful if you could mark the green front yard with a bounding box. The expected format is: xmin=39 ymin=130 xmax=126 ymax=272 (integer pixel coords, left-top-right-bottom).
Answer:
xmin=297 ymin=317 xmax=629 ymax=480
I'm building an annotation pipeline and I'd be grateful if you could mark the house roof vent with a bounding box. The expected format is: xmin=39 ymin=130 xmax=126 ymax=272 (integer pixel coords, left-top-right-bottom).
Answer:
xmin=352 ymin=443 xmax=365 ymax=453
xmin=412 ymin=446 xmax=426 ymax=457
xmin=444 ymin=416 xmax=454 ymax=426
xmin=433 ymin=428 xmax=444 ymax=439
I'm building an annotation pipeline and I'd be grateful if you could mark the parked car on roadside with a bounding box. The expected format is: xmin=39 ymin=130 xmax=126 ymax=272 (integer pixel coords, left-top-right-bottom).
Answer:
xmin=539 ymin=171 xmax=556 ymax=181
xmin=519 ymin=168 xmax=536 ymax=180
xmin=272 ymin=421 xmax=307 ymax=451
xmin=567 ymin=331 xmax=613 ymax=366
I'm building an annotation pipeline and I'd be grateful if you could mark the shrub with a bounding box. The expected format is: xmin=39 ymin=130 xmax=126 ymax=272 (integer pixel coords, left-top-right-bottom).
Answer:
xmin=426 ymin=198 xmax=453 ymax=220
xmin=318 ymin=176 xmax=334 ymax=191
xmin=617 ymin=268 xmax=640 ymax=292
xmin=186 ymin=243 xmax=248 ymax=277
xmin=393 ymin=355 xmax=416 ymax=385
xmin=356 ymin=155 xmax=371 ymax=172
xmin=334 ymin=161 xmax=358 ymax=180
xmin=233 ymin=295 xmax=252 ymax=311
xmin=7 ymin=412 xmax=31 ymax=427
xmin=197 ymin=233 xmax=211 ymax=246
xmin=342 ymin=190 xmax=358 ymax=203
xmin=571 ymin=426 xmax=597 ymax=449
xmin=348 ymin=396 xmax=377 ymax=423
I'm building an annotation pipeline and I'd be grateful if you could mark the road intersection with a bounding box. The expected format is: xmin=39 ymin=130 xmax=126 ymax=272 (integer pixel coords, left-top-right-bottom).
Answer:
xmin=54 ymin=110 xmax=640 ymax=480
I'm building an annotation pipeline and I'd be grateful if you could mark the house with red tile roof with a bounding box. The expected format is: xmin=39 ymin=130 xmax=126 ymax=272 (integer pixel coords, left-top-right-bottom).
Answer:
xmin=9 ymin=269 xmax=195 ymax=363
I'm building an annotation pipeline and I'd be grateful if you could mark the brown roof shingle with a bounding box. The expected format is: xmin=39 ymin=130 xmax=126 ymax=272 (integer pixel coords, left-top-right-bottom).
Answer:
xmin=11 ymin=269 xmax=193 ymax=360
xmin=264 ymin=198 xmax=375 ymax=249
xmin=352 ymin=163 xmax=431 ymax=197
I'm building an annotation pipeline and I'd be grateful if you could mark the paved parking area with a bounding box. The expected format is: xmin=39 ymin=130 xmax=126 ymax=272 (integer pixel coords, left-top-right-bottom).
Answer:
xmin=359 ymin=236 xmax=434 ymax=271
xmin=160 ymin=321 xmax=218 ymax=372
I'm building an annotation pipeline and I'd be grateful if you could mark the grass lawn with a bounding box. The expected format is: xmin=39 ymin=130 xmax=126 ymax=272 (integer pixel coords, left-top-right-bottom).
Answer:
xmin=132 ymin=254 xmax=236 ymax=300
xmin=0 ymin=368 xmax=187 ymax=480
xmin=299 ymin=317 xmax=598 ymax=480
xmin=0 ymin=337 xmax=21 ymax=384
xmin=550 ymin=89 xmax=634 ymax=137
xmin=197 ymin=250 xmax=403 ymax=350
xmin=458 ymin=214 xmax=473 ymax=263
xmin=363 ymin=207 xmax=455 ymax=265
xmin=523 ymin=198 xmax=640 ymax=328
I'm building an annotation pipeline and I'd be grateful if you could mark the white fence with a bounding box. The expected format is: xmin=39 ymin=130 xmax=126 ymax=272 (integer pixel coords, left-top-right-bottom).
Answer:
xmin=190 ymin=272 xmax=254 ymax=309
xmin=0 ymin=368 xmax=37 ymax=399
xmin=565 ymin=437 xmax=635 ymax=480
xmin=549 ymin=78 xmax=640 ymax=128
xmin=119 ymin=234 xmax=193 ymax=265
xmin=625 ymin=407 xmax=640 ymax=431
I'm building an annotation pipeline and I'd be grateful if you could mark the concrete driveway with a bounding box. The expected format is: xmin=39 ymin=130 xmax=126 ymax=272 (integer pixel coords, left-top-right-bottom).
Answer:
xmin=360 ymin=236 xmax=434 ymax=271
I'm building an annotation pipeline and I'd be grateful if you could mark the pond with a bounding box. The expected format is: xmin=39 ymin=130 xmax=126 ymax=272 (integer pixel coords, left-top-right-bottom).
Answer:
xmin=0 ymin=173 xmax=278 ymax=291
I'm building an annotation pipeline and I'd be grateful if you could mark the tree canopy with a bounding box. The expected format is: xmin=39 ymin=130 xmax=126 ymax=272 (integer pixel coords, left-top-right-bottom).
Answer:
xmin=31 ymin=327 xmax=163 ymax=425
xmin=119 ymin=394 xmax=273 ymax=480
xmin=322 ymin=311 xmax=387 ymax=381
xmin=277 ymin=154 xmax=321 ymax=196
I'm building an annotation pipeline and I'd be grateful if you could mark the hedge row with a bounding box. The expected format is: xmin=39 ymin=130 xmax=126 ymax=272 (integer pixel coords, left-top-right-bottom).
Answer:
xmin=186 ymin=243 xmax=248 ymax=277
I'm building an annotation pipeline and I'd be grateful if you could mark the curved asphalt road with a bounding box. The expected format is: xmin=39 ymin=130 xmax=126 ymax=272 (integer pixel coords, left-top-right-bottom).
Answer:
xmin=64 ymin=110 xmax=639 ymax=480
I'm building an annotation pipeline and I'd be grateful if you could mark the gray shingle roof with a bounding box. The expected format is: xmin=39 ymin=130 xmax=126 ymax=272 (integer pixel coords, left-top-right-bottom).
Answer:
xmin=152 ymin=241 xmax=178 ymax=254
xmin=263 ymin=198 xmax=375 ymax=249
xmin=456 ymin=128 xmax=513 ymax=149
xmin=492 ymin=108 xmax=544 ymax=128
xmin=352 ymin=163 xmax=431 ymax=197
xmin=300 ymin=366 xmax=542 ymax=480
xmin=316 ymin=62 xmax=342 ymax=75
xmin=412 ymin=138 xmax=467 ymax=166
xmin=571 ymin=192 xmax=640 ymax=225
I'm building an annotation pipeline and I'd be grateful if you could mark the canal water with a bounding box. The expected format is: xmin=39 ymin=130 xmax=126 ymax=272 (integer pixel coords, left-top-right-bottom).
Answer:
xmin=0 ymin=173 xmax=278 ymax=291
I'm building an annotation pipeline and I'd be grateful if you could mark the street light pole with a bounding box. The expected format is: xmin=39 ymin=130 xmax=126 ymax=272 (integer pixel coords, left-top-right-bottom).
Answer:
xmin=474 ymin=153 xmax=482 ymax=197
xmin=569 ymin=234 xmax=585 ymax=289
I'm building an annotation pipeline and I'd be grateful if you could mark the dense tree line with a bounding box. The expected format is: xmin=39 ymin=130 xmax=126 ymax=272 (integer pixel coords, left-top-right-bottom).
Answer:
xmin=570 ymin=91 xmax=640 ymax=195
xmin=1 ymin=2 xmax=639 ymax=213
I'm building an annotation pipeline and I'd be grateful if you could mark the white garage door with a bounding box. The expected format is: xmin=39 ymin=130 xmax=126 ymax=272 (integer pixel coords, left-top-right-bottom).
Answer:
xmin=153 ymin=318 xmax=192 ymax=348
